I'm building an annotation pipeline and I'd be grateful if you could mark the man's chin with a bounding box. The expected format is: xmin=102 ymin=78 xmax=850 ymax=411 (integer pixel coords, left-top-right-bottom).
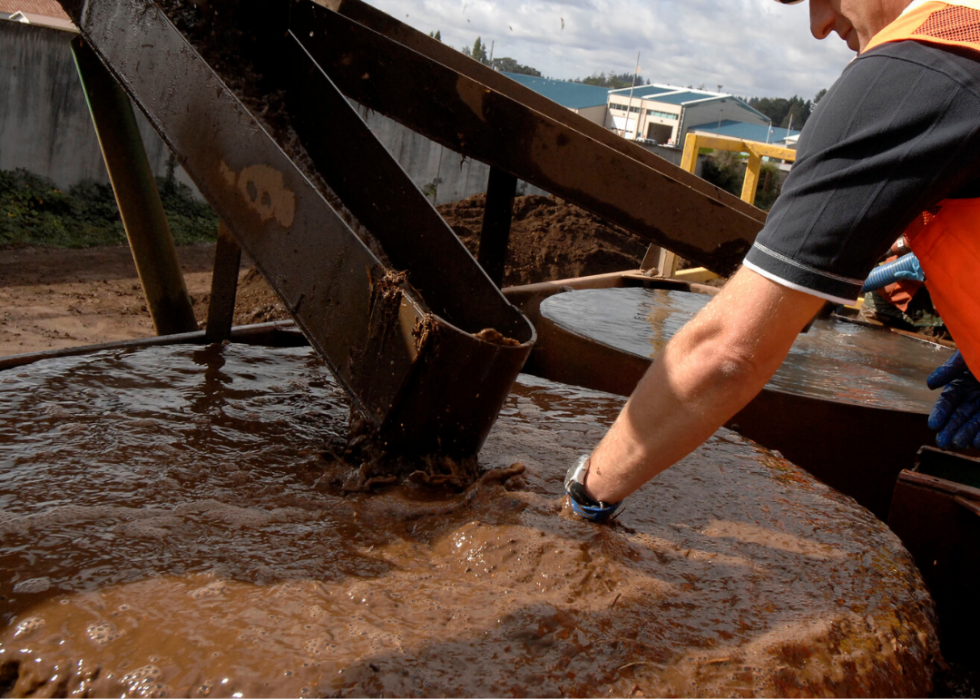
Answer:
xmin=841 ymin=31 xmax=861 ymax=52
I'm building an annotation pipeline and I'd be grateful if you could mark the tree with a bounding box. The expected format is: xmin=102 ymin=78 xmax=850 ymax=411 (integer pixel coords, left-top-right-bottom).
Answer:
xmin=748 ymin=88 xmax=827 ymax=130
xmin=748 ymin=95 xmax=812 ymax=129
xmin=700 ymin=152 xmax=784 ymax=212
xmin=467 ymin=37 xmax=489 ymax=65
xmin=579 ymin=72 xmax=647 ymax=89
xmin=491 ymin=56 xmax=541 ymax=76
xmin=428 ymin=30 xmax=441 ymax=41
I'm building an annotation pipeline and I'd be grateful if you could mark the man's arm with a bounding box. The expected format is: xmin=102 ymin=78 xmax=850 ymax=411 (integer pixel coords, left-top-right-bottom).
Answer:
xmin=582 ymin=267 xmax=826 ymax=505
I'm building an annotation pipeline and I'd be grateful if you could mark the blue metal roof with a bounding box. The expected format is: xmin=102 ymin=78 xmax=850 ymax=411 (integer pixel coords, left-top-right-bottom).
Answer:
xmin=689 ymin=119 xmax=801 ymax=144
xmin=503 ymin=73 xmax=610 ymax=109
xmin=652 ymin=91 xmax=718 ymax=105
xmin=609 ymin=85 xmax=674 ymax=99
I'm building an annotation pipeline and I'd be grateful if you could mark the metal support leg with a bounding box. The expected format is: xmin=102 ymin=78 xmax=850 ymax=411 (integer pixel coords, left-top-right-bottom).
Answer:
xmin=741 ymin=152 xmax=762 ymax=207
xmin=477 ymin=167 xmax=518 ymax=287
xmin=640 ymin=244 xmax=661 ymax=273
xmin=71 ymin=36 xmax=198 ymax=336
xmin=205 ymin=221 xmax=242 ymax=343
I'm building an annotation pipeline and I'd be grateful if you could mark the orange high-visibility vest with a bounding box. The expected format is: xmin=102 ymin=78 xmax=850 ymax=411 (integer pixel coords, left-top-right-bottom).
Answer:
xmin=865 ymin=2 xmax=980 ymax=372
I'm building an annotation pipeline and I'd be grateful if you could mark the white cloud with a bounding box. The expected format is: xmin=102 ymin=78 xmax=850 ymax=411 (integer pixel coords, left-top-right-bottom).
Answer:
xmin=365 ymin=0 xmax=854 ymax=98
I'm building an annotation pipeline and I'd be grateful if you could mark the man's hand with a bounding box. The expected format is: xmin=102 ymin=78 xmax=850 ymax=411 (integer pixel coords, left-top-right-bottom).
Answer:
xmin=928 ymin=350 xmax=980 ymax=449
xmin=582 ymin=267 xmax=827 ymax=505
xmin=564 ymin=455 xmax=621 ymax=523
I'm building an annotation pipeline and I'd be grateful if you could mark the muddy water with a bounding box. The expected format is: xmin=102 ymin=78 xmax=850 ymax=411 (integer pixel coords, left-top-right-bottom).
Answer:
xmin=0 ymin=344 xmax=938 ymax=696
xmin=541 ymin=287 xmax=954 ymax=412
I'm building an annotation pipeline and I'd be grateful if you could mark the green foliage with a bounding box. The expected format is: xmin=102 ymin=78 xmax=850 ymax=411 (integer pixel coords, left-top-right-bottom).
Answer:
xmin=580 ymin=72 xmax=648 ymax=89
xmin=490 ymin=56 xmax=541 ymax=76
xmin=464 ymin=37 xmax=490 ymax=64
xmin=0 ymin=168 xmax=218 ymax=249
xmin=747 ymin=89 xmax=826 ymax=130
xmin=700 ymin=151 xmax=744 ymax=198
xmin=699 ymin=153 xmax=783 ymax=212
xmin=429 ymin=29 xmax=441 ymax=41
xmin=754 ymin=162 xmax=783 ymax=211
xmin=458 ymin=38 xmax=540 ymax=75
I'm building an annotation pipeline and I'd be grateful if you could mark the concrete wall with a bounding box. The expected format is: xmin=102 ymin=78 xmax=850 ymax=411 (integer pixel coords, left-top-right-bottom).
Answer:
xmin=0 ymin=17 xmax=541 ymax=206
xmin=354 ymin=104 xmax=548 ymax=206
xmin=680 ymin=99 xmax=769 ymax=144
xmin=571 ymin=104 xmax=607 ymax=127
xmin=0 ymin=20 xmax=196 ymax=192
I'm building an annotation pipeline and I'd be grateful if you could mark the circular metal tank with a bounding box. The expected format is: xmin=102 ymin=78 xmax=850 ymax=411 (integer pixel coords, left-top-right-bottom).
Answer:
xmin=534 ymin=284 xmax=954 ymax=518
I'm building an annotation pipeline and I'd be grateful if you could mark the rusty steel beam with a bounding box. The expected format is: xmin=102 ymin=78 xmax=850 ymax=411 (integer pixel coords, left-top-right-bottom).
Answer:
xmin=205 ymin=221 xmax=242 ymax=344
xmin=478 ymin=167 xmax=518 ymax=287
xmin=59 ymin=0 xmax=534 ymax=457
xmin=297 ymin=0 xmax=765 ymax=276
xmin=280 ymin=31 xmax=527 ymax=335
xmin=72 ymin=36 xmax=198 ymax=337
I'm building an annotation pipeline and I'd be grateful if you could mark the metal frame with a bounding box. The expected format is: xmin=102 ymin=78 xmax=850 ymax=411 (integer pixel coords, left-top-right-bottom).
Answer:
xmin=680 ymin=132 xmax=797 ymax=207
xmin=296 ymin=0 xmax=766 ymax=277
xmin=60 ymin=0 xmax=534 ymax=457
xmin=53 ymin=0 xmax=796 ymax=456
xmin=71 ymin=36 xmax=198 ymax=336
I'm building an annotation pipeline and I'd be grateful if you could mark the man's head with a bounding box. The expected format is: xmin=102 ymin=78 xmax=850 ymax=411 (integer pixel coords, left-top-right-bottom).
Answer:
xmin=777 ymin=0 xmax=914 ymax=52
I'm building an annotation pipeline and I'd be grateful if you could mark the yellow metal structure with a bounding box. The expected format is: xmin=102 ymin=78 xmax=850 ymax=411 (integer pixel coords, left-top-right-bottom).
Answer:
xmin=680 ymin=133 xmax=796 ymax=207
xmin=664 ymin=133 xmax=798 ymax=283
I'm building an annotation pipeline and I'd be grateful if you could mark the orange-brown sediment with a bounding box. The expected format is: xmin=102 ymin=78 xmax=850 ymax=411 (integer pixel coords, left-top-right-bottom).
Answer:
xmin=0 ymin=344 xmax=939 ymax=697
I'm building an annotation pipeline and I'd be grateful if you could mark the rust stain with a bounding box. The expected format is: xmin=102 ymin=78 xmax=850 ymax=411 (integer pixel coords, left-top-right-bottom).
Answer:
xmin=219 ymin=161 xmax=297 ymax=228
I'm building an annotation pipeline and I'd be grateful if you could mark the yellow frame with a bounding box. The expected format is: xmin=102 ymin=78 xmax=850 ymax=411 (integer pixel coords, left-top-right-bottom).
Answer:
xmin=680 ymin=133 xmax=796 ymax=207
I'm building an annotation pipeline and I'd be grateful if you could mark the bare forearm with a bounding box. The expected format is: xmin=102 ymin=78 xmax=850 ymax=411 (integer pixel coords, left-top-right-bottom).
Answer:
xmin=584 ymin=269 xmax=825 ymax=504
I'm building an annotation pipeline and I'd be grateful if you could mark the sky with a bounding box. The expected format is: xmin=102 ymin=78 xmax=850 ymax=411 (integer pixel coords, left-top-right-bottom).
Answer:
xmin=362 ymin=0 xmax=856 ymax=101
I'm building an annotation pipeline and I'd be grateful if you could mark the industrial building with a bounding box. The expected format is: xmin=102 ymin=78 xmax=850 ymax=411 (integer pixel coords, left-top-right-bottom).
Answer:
xmin=607 ymin=84 xmax=773 ymax=146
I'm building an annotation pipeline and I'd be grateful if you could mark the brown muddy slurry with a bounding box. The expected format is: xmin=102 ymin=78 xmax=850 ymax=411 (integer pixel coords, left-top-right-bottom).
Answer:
xmin=0 ymin=343 xmax=939 ymax=697
xmin=541 ymin=288 xmax=955 ymax=413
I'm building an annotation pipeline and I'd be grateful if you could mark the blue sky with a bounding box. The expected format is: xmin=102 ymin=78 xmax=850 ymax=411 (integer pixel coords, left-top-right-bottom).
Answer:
xmin=363 ymin=0 xmax=855 ymax=100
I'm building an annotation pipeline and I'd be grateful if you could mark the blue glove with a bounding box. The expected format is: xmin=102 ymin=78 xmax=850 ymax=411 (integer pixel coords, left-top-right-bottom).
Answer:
xmin=927 ymin=351 xmax=980 ymax=449
xmin=892 ymin=254 xmax=926 ymax=282
xmin=564 ymin=455 xmax=622 ymax=523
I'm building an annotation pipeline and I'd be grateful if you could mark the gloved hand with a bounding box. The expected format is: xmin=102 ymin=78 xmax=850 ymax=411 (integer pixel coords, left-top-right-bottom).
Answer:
xmin=564 ymin=455 xmax=622 ymax=522
xmin=892 ymin=254 xmax=926 ymax=282
xmin=927 ymin=351 xmax=980 ymax=449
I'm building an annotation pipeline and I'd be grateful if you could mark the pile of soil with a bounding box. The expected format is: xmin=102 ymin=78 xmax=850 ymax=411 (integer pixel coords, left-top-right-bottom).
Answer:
xmin=201 ymin=195 xmax=646 ymax=321
xmin=442 ymin=194 xmax=647 ymax=287
xmin=193 ymin=194 xmax=645 ymax=324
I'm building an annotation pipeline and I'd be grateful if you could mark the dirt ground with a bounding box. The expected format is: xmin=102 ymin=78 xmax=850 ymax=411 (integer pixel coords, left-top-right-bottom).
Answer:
xmin=0 ymin=195 xmax=647 ymax=357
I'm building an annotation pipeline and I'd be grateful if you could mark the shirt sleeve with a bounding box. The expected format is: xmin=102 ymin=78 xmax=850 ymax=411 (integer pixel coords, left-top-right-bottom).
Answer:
xmin=743 ymin=40 xmax=980 ymax=305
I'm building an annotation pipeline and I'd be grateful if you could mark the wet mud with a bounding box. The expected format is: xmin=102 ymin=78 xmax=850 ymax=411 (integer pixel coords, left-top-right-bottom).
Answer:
xmin=541 ymin=287 xmax=954 ymax=413
xmin=0 ymin=343 xmax=939 ymax=696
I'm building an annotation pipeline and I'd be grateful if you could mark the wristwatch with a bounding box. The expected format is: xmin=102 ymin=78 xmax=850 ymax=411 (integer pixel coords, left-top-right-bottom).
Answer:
xmin=564 ymin=455 xmax=622 ymax=523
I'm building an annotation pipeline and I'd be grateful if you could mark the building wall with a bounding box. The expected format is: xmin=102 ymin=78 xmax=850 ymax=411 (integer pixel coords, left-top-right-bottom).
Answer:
xmin=680 ymin=100 xmax=769 ymax=144
xmin=0 ymin=19 xmax=546 ymax=207
xmin=607 ymin=97 xmax=682 ymax=143
xmin=572 ymin=104 xmax=607 ymax=127
xmin=0 ymin=21 xmax=196 ymax=191
xmin=354 ymin=104 xmax=548 ymax=205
